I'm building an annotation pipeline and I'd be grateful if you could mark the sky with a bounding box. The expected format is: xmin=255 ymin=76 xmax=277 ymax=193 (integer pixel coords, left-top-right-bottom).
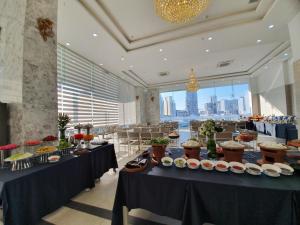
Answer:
xmin=160 ymin=83 xmax=250 ymax=111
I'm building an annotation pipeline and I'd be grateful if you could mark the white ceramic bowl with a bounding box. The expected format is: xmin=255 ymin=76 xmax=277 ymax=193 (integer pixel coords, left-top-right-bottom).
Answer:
xmin=229 ymin=162 xmax=246 ymax=174
xmin=200 ymin=159 xmax=214 ymax=171
xmin=174 ymin=158 xmax=186 ymax=168
xmin=215 ymin=161 xmax=229 ymax=172
xmin=274 ymin=163 xmax=294 ymax=175
xmin=187 ymin=158 xmax=200 ymax=169
xmin=245 ymin=163 xmax=263 ymax=175
xmin=161 ymin=156 xmax=173 ymax=167
xmin=262 ymin=164 xmax=281 ymax=177
xmin=48 ymin=155 xmax=61 ymax=163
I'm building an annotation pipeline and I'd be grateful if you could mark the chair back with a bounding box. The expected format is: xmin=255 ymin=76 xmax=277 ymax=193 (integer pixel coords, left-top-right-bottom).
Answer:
xmin=117 ymin=131 xmax=128 ymax=139
xmin=151 ymin=132 xmax=164 ymax=138
xmin=141 ymin=132 xmax=152 ymax=140
xmin=128 ymin=132 xmax=140 ymax=140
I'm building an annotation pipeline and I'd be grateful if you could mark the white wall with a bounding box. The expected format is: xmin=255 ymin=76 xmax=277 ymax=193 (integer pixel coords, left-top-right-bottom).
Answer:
xmin=289 ymin=12 xmax=300 ymax=61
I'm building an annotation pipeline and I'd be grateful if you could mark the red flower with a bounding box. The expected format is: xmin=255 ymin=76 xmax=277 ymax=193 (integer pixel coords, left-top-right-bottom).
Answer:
xmin=0 ymin=144 xmax=19 ymax=151
xmin=25 ymin=140 xmax=41 ymax=146
xmin=74 ymin=133 xmax=84 ymax=140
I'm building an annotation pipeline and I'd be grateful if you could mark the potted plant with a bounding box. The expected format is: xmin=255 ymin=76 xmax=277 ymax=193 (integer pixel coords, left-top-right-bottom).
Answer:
xmin=199 ymin=120 xmax=223 ymax=159
xmin=149 ymin=137 xmax=170 ymax=162
xmin=182 ymin=138 xmax=201 ymax=159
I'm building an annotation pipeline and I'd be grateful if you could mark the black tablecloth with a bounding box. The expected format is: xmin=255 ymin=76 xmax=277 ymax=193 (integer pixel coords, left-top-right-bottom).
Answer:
xmin=112 ymin=148 xmax=300 ymax=225
xmin=0 ymin=144 xmax=118 ymax=225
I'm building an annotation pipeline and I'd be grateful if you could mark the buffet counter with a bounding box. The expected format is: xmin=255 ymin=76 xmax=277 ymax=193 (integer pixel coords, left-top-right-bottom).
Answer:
xmin=112 ymin=148 xmax=300 ymax=225
xmin=0 ymin=144 xmax=118 ymax=225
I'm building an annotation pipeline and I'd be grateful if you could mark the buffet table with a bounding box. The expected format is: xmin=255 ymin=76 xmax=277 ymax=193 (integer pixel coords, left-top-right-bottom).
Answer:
xmin=0 ymin=144 xmax=118 ymax=225
xmin=112 ymin=148 xmax=300 ymax=225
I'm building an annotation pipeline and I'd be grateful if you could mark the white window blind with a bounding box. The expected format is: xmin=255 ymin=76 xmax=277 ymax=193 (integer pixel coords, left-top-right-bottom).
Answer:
xmin=57 ymin=44 xmax=119 ymax=127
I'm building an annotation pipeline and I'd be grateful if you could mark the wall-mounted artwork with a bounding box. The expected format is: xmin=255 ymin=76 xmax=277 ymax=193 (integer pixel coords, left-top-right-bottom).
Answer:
xmin=36 ymin=18 xmax=54 ymax=41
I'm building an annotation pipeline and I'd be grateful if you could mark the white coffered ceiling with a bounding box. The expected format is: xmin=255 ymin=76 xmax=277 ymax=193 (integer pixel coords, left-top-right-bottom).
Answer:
xmin=57 ymin=0 xmax=300 ymax=88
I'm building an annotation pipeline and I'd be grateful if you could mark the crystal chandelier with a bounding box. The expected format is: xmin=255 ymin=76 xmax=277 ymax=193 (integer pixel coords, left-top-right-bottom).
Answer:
xmin=155 ymin=0 xmax=211 ymax=24
xmin=186 ymin=69 xmax=199 ymax=92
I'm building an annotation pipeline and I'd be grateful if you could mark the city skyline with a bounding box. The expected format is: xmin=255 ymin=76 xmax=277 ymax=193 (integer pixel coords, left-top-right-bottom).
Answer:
xmin=160 ymin=83 xmax=251 ymax=116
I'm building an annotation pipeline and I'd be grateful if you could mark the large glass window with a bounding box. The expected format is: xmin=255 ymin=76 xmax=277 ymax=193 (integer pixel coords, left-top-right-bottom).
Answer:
xmin=160 ymin=82 xmax=252 ymax=127
xmin=57 ymin=44 xmax=119 ymax=127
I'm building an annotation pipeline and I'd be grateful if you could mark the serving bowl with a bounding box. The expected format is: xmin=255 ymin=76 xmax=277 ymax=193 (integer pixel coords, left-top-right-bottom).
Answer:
xmin=215 ymin=161 xmax=229 ymax=172
xmin=174 ymin=158 xmax=186 ymax=168
xmin=245 ymin=163 xmax=263 ymax=175
xmin=261 ymin=164 xmax=281 ymax=177
xmin=187 ymin=158 xmax=200 ymax=169
xmin=274 ymin=163 xmax=294 ymax=175
xmin=161 ymin=156 xmax=173 ymax=167
xmin=200 ymin=159 xmax=214 ymax=171
xmin=229 ymin=162 xmax=246 ymax=174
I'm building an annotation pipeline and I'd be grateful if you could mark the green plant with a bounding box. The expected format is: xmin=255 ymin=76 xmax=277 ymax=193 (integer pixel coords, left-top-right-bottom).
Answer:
xmin=199 ymin=119 xmax=223 ymax=138
xmin=149 ymin=137 xmax=170 ymax=145
xmin=58 ymin=113 xmax=71 ymax=130
xmin=57 ymin=139 xmax=71 ymax=150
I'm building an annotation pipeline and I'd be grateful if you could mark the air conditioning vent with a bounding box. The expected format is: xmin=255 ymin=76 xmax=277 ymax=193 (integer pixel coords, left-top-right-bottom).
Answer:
xmin=159 ymin=71 xmax=169 ymax=76
xmin=217 ymin=60 xmax=234 ymax=68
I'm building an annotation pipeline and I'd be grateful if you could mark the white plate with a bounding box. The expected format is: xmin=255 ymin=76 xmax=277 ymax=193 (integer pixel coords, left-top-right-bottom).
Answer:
xmin=215 ymin=161 xmax=229 ymax=172
xmin=48 ymin=155 xmax=61 ymax=163
xmin=262 ymin=164 xmax=281 ymax=177
xmin=274 ymin=163 xmax=294 ymax=175
xmin=161 ymin=156 xmax=173 ymax=167
xmin=229 ymin=162 xmax=246 ymax=174
xmin=200 ymin=160 xmax=214 ymax=171
xmin=245 ymin=163 xmax=263 ymax=175
xmin=187 ymin=158 xmax=200 ymax=169
xmin=174 ymin=158 xmax=186 ymax=168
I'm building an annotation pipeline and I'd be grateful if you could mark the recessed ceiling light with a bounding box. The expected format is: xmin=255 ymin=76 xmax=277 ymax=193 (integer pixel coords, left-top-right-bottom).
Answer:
xmin=163 ymin=58 xmax=167 ymax=61
xmin=121 ymin=57 xmax=125 ymax=61
xmin=264 ymin=66 xmax=268 ymax=69
xmin=129 ymin=65 xmax=133 ymax=68
xmin=66 ymin=42 xmax=70 ymax=46
xmin=159 ymin=48 xmax=163 ymax=52
xmin=205 ymin=49 xmax=210 ymax=53
xmin=268 ymin=24 xmax=274 ymax=29
xmin=284 ymin=53 xmax=288 ymax=56
xmin=208 ymin=37 xmax=213 ymax=41
xmin=92 ymin=33 xmax=98 ymax=37
xmin=257 ymin=39 xmax=262 ymax=43
xmin=100 ymin=63 xmax=103 ymax=66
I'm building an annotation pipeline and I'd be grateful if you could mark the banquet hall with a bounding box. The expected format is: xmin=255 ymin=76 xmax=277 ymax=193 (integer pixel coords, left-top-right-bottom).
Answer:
xmin=1 ymin=0 xmax=300 ymax=225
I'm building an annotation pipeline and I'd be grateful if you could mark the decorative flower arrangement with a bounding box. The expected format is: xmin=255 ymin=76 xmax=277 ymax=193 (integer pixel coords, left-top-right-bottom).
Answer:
xmin=42 ymin=135 xmax=57 ymax=142
xmin=199 ymin=119 xmax=223 ymax=138
xmin=58 ymin=113 xmax=71 ymax=140
xmin=0 ymin=144 xmax=19 ymax=151
xmin=25 ymin=140 xmax=41 ymax=146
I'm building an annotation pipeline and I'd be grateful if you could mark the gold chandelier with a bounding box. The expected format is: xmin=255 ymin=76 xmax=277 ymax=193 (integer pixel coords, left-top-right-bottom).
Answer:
xmin=155 ymin=0 xmax=211 ymax=24
xmin=186 ymin=69 xmax=199 ymax=92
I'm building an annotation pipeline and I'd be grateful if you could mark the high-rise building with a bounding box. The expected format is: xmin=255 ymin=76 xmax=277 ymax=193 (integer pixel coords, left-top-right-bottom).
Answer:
xmin=186 ymin=92 xmax=199 ymax=116
xmin=238 ymin=96 xmax=246 ymax=115
xmin=159 ymin=96 xmax=164 ymax=116
xmin=163 ymin=96 xmax=176 ymax=116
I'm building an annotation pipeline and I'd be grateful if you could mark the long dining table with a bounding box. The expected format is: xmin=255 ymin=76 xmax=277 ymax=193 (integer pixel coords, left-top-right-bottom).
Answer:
xmin=0 ymin=144 xmax=118 ymax=225
xmin=112 ymin=148 xmax=300 ymax=225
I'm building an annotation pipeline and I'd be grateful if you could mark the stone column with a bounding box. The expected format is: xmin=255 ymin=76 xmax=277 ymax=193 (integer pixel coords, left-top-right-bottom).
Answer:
xmin=288 ymin=12 xmax=300 ymax=137
xmin=1 ymin=0 xmax=58 ymax=149
xmin=145 ymin=89 xmax=160 ymax=124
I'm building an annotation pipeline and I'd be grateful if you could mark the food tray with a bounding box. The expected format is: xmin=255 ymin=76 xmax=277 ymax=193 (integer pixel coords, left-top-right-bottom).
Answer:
xmin=11 ymin=158 xmax=34 ymax=171
xmin=124 ymin=160 xmax=148 ymax=173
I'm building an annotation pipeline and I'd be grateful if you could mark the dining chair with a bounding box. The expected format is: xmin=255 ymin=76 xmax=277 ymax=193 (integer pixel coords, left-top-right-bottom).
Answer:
xmin=151 ymin=132 xmax=164 ymax=138
xmin=128 ymin=132 xmax=141 ymax=153
xmin=140 ymin=132 xmax=152 ymax=150
xmin=117 ymin=131 xmax=129 ymax=155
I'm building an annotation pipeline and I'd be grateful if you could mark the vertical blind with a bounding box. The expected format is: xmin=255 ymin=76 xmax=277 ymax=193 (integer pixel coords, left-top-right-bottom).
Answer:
xmin=57 ymin=44 xmax=119 ymax=127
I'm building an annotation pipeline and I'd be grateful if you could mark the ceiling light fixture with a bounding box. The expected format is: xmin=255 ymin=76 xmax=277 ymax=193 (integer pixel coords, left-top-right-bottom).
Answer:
xmin=129 ymin=65 xmax=133 ymax=68
xmin=256 ymin=39 xmax=262 ymax=43
xmin=155 ymin=0 xmax=211 ymax=24
xmin=92 ymin=33 xmax=98 ymax=37
xmin=268 ymin=24 xmax=274 ymax=29
xmin=163 ymin=58 xmax=168 ymax=61
xmin=159 ymin=48 xmax=163 ymax=52
xmin=121 ymin=57 xmax=125 ymax=61
xmin=100 ymin=63 xmax=103 ymax=66
xmin=284 ymin=53 xmax=288 ymax=56
xmin=205 ymin=49 xmax=210 ymax=53
xmin=186 ymin=69 xmax=199 ymax=92
xmin=208 ymin=37 xmax=213 ymax=40
xmin=66 ymin=42 xmax=70 ymax=46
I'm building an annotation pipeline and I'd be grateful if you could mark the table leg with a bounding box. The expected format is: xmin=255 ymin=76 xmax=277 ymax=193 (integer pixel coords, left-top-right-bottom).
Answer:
xmin=122 ymin=206 xmax=129 ymax=225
